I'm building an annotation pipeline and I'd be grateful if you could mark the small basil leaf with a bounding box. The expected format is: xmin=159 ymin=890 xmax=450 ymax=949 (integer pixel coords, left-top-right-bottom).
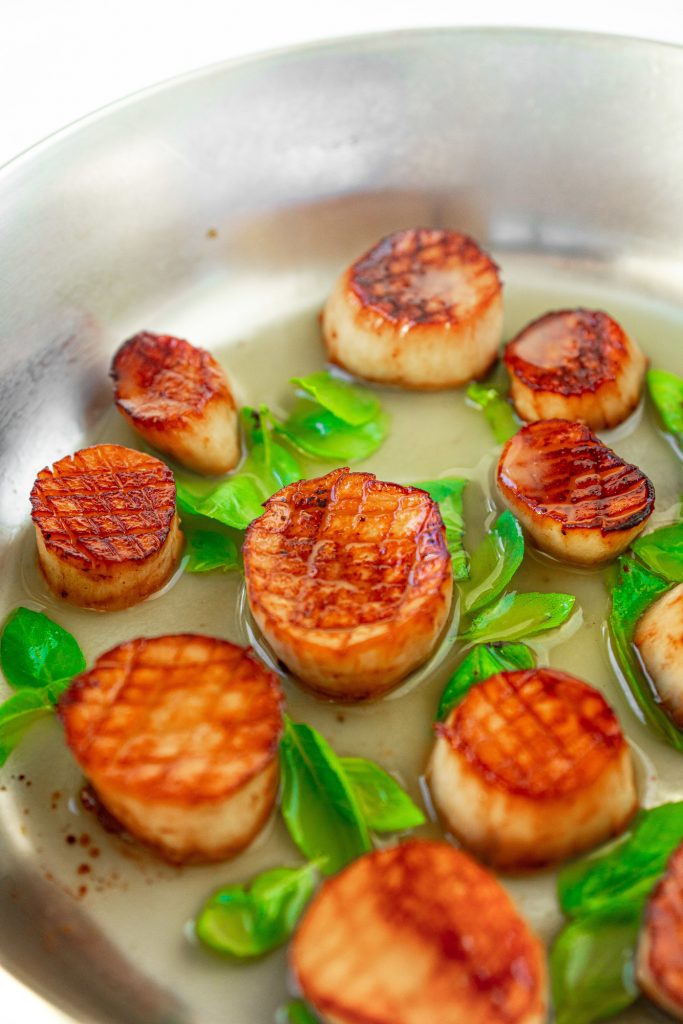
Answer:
xmin=278 ymin=398 xmax=388 ymax=462
xmin=279 ymin=718 xmax=371 ymax=875
xmin=0 ymin=607 xmax=86 ymax=690
xmin=291 ymin=371 xmax=381 ymax=426
xmin=183 ymin=525 xmax=240 ymax=574
xmin=466 ymin=381 xmax=519 ymax=444
xmin=195 ymin=862 xmax=317 ymax=958
xmin=632 ymin=522 xmax=683 ymax=582
xmin=0 ymin=689 xmax=55 ymax=766
xmin=276 ymin=1001 xmax=322 ymax=1024
xmin=550 ymin=905 xmax=641 ymax=1024
xmin=461 ymin=510 xmax=524 ymax=613
xmin=415 ymin=478 xmax=469 ymax=581
xmin=608 ymin=558 xmax=681 ymax=749
xmin=437 ymin=642 xmax=536 ymax=720
xmin=558 ymin=802 xmax=683 ymax=918
xmin=648 ymin=368 xmax=683 ymax=447
xmin=460 ymin=591 xmax=575 ymax=643
xmin=339 ymin=757 xmax=425 ymax=832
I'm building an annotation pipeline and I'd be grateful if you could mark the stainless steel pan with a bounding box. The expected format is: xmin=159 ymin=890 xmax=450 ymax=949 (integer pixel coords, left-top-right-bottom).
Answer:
xmin=2 ymin=27 xmax=683 ymax=1023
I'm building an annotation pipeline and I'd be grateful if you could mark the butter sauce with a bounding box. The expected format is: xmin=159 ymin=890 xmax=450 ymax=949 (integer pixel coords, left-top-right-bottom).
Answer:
xmin=1 ymin=257 xmax=683 ymax=1024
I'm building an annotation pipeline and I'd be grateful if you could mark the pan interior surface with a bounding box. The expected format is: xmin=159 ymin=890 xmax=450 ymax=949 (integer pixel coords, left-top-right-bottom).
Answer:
xmin=1 ymin=28 xmax=683 ymax=1024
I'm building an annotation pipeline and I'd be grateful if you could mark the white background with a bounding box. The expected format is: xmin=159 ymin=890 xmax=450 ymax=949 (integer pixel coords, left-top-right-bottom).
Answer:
xmin=3 ymin=0 xmax=683 ymax=168
xmin=2 ymin=0 xmax=683 ymax=1018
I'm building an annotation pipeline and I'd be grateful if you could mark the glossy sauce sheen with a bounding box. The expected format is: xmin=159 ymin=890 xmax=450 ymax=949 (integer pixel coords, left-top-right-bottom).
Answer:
xmin=1 ymin=257 xmax=683 ymax=1023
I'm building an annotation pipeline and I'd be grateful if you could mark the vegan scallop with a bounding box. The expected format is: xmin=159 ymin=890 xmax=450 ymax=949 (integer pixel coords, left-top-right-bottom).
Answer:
xmin=243 ymin=468 xmax=453 ymax=701
xmin=59 ymin=635 xmax=283 ymax=864
xmin=30 ymin=444 xmax=183 ymax=610
xmin=322 ymin=227 xmax=503 ymax=389
xmin=111 ymin=331 xmax=240 ymax=474
xmin=504 ymin=308 xmax=647 ymax=429
xmin=291 ymin=839 xmax=547 ymax=1024
xmin=637 ymin=841 xmax=683 ymax=1020
xmin=635 ymin=582 xmax=683 ymax=727
xmin=427 ymin=669 xmax=637 ymax=870
xmin=497 ymin=419 xmax=655 ymax=564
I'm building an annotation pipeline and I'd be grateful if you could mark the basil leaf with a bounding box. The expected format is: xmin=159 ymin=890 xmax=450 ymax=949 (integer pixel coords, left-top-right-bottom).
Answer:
xmin=291 ymin=371 xmax=381 ymax=426
xmin=461 ymin=510 xmax=524 ymax=613
xmin=608 ymin=558 xmax=681 ymax=749
xmin=550 ymin=905 xmax=641 ymax=1024
xmin=466 ymin=381 xmax=519 ymax=444
xmin=277 ymin=398 xmax=389 ymax=462
xmin=460 ymin=591 xmax=575 ymax=643
xmin=176 ymin=408 xmax=302 ymax=530
xmin=415 ymin=478 xmax=469 ymax=581
xmin=0 ymin=607 xmax=86 ymax=690
xmin=436 ymin=642 xmax=536 ymax=720
xmin=632 ymin=522 xmax=683 ymax=582
xmin=558 ymin=802 xmax=683 ymax=918
xmin=279 ymin=718 xmax=371 ymax=875
xmin=276 ymin=1001 xmax=322 ymax=1024
xmin=195 ymin=862 xmax=317 ymax=958
xmin=648 ymin=368 xmax=683 ymax=446
xmin=339 ymin=757 xmax=425 ymax=832
xmin=0 ymin=689 xmax=55 ymax=766
xmin=183 ymin=525 xmax=240 ymax=574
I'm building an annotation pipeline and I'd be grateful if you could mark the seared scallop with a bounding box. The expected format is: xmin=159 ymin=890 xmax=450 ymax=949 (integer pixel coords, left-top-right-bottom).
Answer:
xmin=497 ymin=419 xmax=654 ymax=564
xmin=30 ymin=444 xmax=183 ymax=610
xmin=322 ymin=228 xmax=503 ymax=390
xmin=111 ymin=331 xmax=239 ymax=475
xmin=292 ymin=839 xmax=547 ymax=1024
xmin=243 ymin=468 xmax=453 ymax=701
xmin=59 ymin=635 xmax=283 ymax=864
xmin=635 ymin=582 xmax=683 ymax=726
xmin=427 ymin=668 xmax=637 ymax=870
xmin=637 ymin=842 xmax=683 ymax=1020
xmin=504 ymin=308 xmax=647 ymax=429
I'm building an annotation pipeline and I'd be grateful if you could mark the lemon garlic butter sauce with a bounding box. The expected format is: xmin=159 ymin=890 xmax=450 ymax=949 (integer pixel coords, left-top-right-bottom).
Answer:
xmin=1 ymin=256 xmax=683 ymax=1023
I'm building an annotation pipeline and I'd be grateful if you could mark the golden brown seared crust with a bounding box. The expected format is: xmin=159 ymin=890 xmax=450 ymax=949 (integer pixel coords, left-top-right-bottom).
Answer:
xmin=59 ymin=636 xmax=283 ymax=864
xmin=440 ymin=669 xmax=627 ymax=800
xmin=323 ymin=228 xmax=503 ymax=390
xmin=111 ymin=331 xmax=239 ymax=474
xmin=30 ymin=444 xmax=183 ymax=609
xmin=638 ymin=843 xmax=683 ymax=1018
xmin=496 ymin=420 xmax=654 ymax=564
xmin=503 ymin=309 xmax=647 ymax=430
xmin=59 ymin=635 xmax=283 ymax=803
xmin=428 ymin=669 xmax=638 ymax=870
xmin=243 ymin=468 xmax=453 ymax=701
xmin=292 ymin=840 xmax=547 ymax=1024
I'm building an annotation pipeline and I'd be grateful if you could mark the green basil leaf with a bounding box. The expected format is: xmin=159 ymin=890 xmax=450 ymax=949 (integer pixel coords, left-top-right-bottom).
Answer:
xmin=415 ymin=478 xmax=469 ymax=581
xmin=291 ymin=371 xmax=381 ymax=426
xmin=648 ymin=368 xmax=683 ymax=446
xmin=550 ymin=905 xmax=641 ymax=1024
xmin=466 ymin=381 xmax=519 ymax=444
xmin=608 ymin=558 xmax=681 ymax=749
xmin=195 ymin=862 xmax=317 ymax=958
xmin=461 ymin=510 xmax=524 ymax=613
xmin=183 ymin=525 xmax=240 ymax=574
xmin=339 ymin=757 xmax=425 ymax=832
xmin=176 ymin=408 xmax=302 ymax=530
xmin=276 ymin=1001 xmax=322 ymax=1024
xmin=632 ymin=522 xmax=683 ymax=582
xmin=277 ymin=398 xmax=389 ymax=462
xmin=0 ymin=689 xmax=55 ymax=766
xmin=279 ymin=718 xmax=371 ymax=875
xmin=0 ymin=607 xmax=86 ymax=690
xmin=436 ymin=642 xmax=536 ymax=720
xmin=558 ymin=802 xmax=683 ymax=918
xmin=460 ymin=591 xmax=575 ymax=643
